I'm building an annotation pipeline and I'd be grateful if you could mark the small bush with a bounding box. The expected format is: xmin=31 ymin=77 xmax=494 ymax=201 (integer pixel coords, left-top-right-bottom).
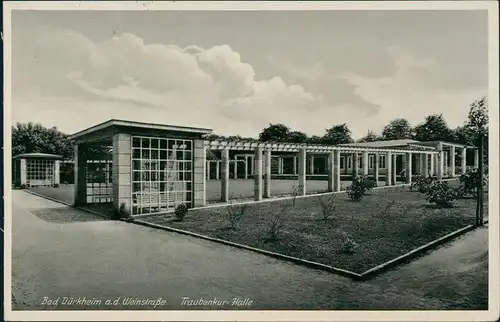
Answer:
xmin=346 ymin=175 xmax=375 ymax=201
xmin=265 ymin=204 xmax=287 ymax=242
xmin=316 ymin=194 xmax=337 ymax=220
xmin=459 ymin=168 xmax=487 ymax=198
xmin=425 ymin=181 xmax=458 ymax=208
xmin=174 ymin=204 xmax=189 ymax=221
xmin=339 ymin=232 xmax=358 ymax=254
xmin=410 ymin=175 xmax=436 ymax=193
xmin=112 ymin=202 xmax=134 ymax=221
xmin=53 ymin=183 xmax=60 ymax=188
xmin=222 ymin=202 xmax=248 ymax=229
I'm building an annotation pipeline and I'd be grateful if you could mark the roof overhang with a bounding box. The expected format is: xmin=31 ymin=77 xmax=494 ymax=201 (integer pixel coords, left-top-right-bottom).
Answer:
xmin=69 ymin=119 xmax=214 ymax=143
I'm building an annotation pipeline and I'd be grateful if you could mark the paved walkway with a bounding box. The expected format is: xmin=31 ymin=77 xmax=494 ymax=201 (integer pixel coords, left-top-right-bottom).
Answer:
xmin=11 ymin=191 xmax=488 ymax=310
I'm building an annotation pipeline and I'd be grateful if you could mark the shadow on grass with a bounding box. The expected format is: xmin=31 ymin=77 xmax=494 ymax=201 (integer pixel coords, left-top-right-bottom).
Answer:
xmin=30 ymin=207 xmax=110 ymax=224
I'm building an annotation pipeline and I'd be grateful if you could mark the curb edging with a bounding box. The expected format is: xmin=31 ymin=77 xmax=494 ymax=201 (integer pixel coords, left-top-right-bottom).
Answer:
xmin=134 ymin=217 xmax=487 ymax=281
xmin=133 ymin=219 xmax=363 ymax=280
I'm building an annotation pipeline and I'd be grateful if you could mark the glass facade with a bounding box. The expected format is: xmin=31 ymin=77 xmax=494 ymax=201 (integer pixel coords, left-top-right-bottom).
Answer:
xmin=86 ymin=161 xmax=113 ymax=203
xmin=26 ymin=159 xmax=55 ymax=186
xmin=131 ymin=136 xmax=193 ymax=215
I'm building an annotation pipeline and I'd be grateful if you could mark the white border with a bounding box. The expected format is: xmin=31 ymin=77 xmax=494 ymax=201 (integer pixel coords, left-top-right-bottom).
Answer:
xmin=3 ymin=1 xmax=499 ymax=321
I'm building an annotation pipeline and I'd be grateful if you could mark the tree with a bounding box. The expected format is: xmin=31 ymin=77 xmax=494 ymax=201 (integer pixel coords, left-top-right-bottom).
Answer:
xmin=413 ymin=114 xmax=454 ymax=142
xmin=357 ymin=130 xmax=381 ymax=143
xmin=12 ymin=122 xmax=74 ymax=159
xmin=287 ymin=131 xmax=308 ymax=143
xmin=466 ymin=97 xmax=488 ymax=143
xmin=381 ymin=118 xmax=413 ymax=140
xmin=322 ymin=124 xmax=354 ymax=145
xmin=463 ymin=97 xmax=488 ymax=226
xmin=259 ymin=123 xmax=291 ymax=142
xmin=306 ymin=135 xmax=323 ymax=144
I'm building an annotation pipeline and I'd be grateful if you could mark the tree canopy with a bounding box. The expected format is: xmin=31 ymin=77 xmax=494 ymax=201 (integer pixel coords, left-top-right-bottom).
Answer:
xmin=413 ymin=114 xmax=454 ymax=142
xmin=357 ymin=130 xmax=381 ymax=143
xmin=322 ymin=124 xmax=354 ymax=145
xmin=12 ymin=122 xmax=74 ymax=159
xmin=381 ymin=118 xmax=413 ymax=140
xmin=258 ymin=123 xmax=291 ymax=142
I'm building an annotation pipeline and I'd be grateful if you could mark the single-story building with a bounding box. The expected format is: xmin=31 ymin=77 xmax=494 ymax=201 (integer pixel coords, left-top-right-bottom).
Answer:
xmin=12 ymin=153 xmax=63 ymax=187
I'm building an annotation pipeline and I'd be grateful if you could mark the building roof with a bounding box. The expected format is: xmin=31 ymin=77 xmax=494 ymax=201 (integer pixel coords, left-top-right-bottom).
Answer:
xmin=13 ymin=153 xmax=64 ymax=159
xmin=69 ymin=119 xmax=214 ymax=141
xmin=338 ymin=139 xmax=423 ymax=148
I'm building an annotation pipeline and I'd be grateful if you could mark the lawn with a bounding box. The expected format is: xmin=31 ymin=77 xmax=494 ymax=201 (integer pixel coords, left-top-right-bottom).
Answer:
xmin=142 ymin=180 xmax=488 ymax=274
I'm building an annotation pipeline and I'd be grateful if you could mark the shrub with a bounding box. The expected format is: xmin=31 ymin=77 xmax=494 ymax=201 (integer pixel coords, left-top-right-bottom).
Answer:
xmin=410 ymin=175 xmax=436 ymax=193
xmin=346 ymin=175 xmax=375 ymax=201
xmin=339 ymin=232 xmax=358 ymax=254
xmin=174 ymin=204 xmax=189 ymax=221
xmin=265 ymin=204 xmax=287 ymax=242
xmin=53 ymin=183 xmax=60 ymax=188
xmin=425 ymin=181 xmax=458 ymax=208
xmin=222 ymin=202 xmax=248 ymax=229
xmin=112 ymin=202 xmax=134 ymax=221
xmin=316 ymin=194 xmax=337 ymax=220
xmin=459 ymin=168 xmax=487 ymax=197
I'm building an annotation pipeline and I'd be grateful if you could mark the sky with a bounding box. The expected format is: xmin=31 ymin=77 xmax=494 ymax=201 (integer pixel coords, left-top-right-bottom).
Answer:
xmin=10 ymin=9 xmax=489 ymax=139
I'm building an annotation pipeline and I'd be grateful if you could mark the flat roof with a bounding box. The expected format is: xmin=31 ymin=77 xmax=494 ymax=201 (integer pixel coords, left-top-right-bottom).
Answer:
xmin=13 ymin=153 xmax=63 ymax=159
xmin=338 ymin=139 xmax=423 ymax=148
xmin=69 ymin=119 xmax=213 ymax=140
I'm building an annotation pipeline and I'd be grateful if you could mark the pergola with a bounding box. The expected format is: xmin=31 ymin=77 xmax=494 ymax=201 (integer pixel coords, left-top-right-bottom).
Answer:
xmin=12 ymin=153 xmax=63 ymax=188
xmin=69 ymin=119 xmax=478 ymax=217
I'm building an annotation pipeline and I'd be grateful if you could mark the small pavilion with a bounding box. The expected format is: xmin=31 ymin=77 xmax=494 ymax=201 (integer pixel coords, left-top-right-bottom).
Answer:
xmin=12 ymin=153 xmax=63 ymax=188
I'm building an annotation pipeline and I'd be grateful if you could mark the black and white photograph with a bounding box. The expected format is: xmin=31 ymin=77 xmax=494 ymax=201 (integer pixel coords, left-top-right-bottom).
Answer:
xmin=3 ymin=1 xmax=499 ymax=321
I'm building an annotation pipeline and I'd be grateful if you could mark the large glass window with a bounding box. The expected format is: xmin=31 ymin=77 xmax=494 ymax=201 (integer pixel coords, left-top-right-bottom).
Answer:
xmin=86 ymin=161 xmax=113 ymax=204
xmin=26 ymin=159 xmax=55 ymax=186
xmin=131 ymin=136 xmax=193 ymax=215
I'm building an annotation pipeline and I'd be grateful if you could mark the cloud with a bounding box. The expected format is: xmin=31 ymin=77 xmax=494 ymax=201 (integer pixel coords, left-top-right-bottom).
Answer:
xmin=339 ymin=46 xmax=487 ymax=133
xmin=12 ymin=25 xmax=332 ymax=137
xmin=11 ymin=21 xmax=487 ymax=140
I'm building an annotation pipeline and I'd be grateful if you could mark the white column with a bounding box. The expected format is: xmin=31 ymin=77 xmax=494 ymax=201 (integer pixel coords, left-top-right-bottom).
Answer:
xmin=461 ymin=148 xmax=467 ymax=174
xmin=20 ymin=159 xmax=27 ymax=186
xmin=221 ymin=149 xmax=229 ymax=203
xmin=293 ymin=156 xmax=297 ymax=175
xmin=430 ymin=154 xmax=435 ymax=176
xmin=54 ymin=160 xmax=61 ymax=185
xmin=309 ymin=155 xmax=315 ymax=175
xmin=254 ymin=148 xmax=263 ymax=201
xmin=233 ymin=156 xmax=238 ymax=179
xmin=405 ymin=152 xmax=412 ymax=184
xmin=362 ymin=151 xmax=369 ymax=176
xmin=437 ymin=143 xmax=444 ymax=180
xmin=244 ymin=156 xmax=248 ymax=179
xmin=206 ymin=161 xmax=211 ymax=180
xmin=474 ymin=149 xmax=479 ymax=168
xmin=328 ymin=152 xmax=335 ymax=192
xmin=278 ymin=157 xmax=284 ymax=175
xmin=334 ymin=150 xmax=341 ymax=192
xmin=215 ymin=161 xmax=220 ymax=180
xmin=352 ymin=152 xmax=359 ymax=177
xmin=263 ymin=150 xmax=272 ymax=198
xmin=298 ymin=148 xmax=307 ymax=195
xmin=450 ymin=146 xmax=456 ymax=177
xmin=443 ymin=150 xmax=448 ymax=176
xmin=374 ymin=153 xmax=379 ymax=186
xmin=392 ymin=154 xmax=397 ymax=185
xmin=422 ymin=154 xmax=429 ymax=177
xmin=385 ymin=152 xmax=392 ymax=186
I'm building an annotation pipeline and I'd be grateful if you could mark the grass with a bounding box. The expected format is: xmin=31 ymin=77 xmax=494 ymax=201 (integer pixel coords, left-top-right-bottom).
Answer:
xmin=143 ymin=180 xmax=488 ymax=274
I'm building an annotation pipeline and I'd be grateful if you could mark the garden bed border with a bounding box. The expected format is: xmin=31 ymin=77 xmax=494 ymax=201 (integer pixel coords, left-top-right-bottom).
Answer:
xmin=132 ymin=216 xmax=487 ymax=281
xmin=21 ymin=178 xmax=485 ymax=281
